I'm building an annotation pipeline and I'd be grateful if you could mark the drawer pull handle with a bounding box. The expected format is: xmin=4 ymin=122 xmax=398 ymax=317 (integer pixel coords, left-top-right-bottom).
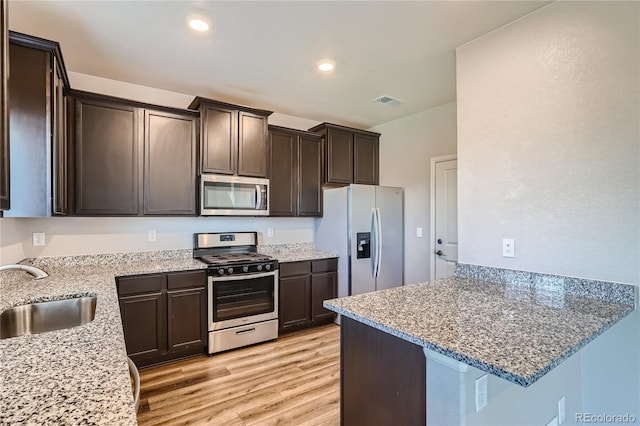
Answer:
xmin=236 ymin=328 xmax=256 ymax=335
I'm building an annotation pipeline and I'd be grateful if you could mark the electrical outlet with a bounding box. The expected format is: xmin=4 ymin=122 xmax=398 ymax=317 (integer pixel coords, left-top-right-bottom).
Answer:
xmin=475 ymin=374 xmax=488 ymax=412
xmin=416 ymin=227 xmax=423 ymax=238
xmin=148 ymin=229 xmax=157 ymax=242
xmin=558 ymin=396 xmax=565 ymax=424
xmin=502 ymin=238 xmax=515 ymax=257
xmin=546 ymin=416 xmax=558 ymax=426
xmin=32 ymin=232 xmax=45 ymax=247
xmin=267 ymin=227 xmax=274 ymax=238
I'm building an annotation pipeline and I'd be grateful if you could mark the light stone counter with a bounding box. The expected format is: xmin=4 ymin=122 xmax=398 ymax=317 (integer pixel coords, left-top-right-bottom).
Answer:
xmin=0 ymin=250 xmax=207 ymax=425
xmin=259 ymin=242 xmax=337 ymax=263
xmin=324 ymin=265 xmax=635 ymax=387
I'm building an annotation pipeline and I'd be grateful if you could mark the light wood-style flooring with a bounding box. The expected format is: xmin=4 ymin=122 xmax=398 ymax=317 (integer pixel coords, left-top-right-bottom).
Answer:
xmin=137 ymin=324 xmax=340 ymax=426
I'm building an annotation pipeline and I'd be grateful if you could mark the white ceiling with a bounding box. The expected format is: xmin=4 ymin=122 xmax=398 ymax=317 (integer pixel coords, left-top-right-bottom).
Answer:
xmin=8 ymin=1 xmax=551 ymax=128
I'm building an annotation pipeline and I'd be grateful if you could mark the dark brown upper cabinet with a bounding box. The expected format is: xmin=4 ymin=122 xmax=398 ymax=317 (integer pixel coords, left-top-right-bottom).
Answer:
xmin=72 ymin=90 xmax=198 ymax=216
xmin=74 ymin=96 xmax=141 ymax=215
xmin=0 ymin=0 xmax=9 ymax=212
xmin=268 ymin=125 xmax=323 ymax=217
xmin=308 ymin=122 xmax=380 ymax=186
xmin=4 ymin=32 xmax=70 ymax=217
xmin=143 ymin=109 xmax=197 ymax=215
xmin=189 ymin=97 xmax=272 ymax=178
xmin=353 ymin=132 xmax=379 ymax=185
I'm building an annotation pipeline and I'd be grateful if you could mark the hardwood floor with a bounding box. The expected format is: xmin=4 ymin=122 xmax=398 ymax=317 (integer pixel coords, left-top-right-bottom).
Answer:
xmin=137 ymin=324 xmax=340 ymax=426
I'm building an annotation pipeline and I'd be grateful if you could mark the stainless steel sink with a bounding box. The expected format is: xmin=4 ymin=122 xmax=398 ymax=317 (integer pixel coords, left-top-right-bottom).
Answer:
xmin=0 ymin=296 xmax=97 ymax=339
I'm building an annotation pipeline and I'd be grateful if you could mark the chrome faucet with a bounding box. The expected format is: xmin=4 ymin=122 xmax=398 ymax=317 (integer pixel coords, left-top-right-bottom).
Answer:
xmin=0 ymin=264 xmax=49 ymax=279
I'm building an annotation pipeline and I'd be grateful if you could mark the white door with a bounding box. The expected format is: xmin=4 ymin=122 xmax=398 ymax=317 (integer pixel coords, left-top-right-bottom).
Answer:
xmin=434 ymin=159 xmax=458 ymax=279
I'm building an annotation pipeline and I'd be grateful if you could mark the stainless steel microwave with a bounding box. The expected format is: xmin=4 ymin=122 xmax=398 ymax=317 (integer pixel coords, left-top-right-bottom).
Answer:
xmin=200 ymin=174 xmax=269 ymax=216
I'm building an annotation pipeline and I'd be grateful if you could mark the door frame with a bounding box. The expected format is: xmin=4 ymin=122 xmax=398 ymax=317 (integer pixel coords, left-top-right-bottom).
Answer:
xmin=429 ymin=154 xmax=457 ymax=281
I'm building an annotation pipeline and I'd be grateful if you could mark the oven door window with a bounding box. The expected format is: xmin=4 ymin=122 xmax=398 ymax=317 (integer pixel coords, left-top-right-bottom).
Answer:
xmin=213 ymin=275 xmax=274 ymax=322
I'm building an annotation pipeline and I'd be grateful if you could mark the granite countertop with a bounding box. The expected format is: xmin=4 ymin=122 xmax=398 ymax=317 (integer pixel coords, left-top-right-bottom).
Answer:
xmin=324 ymin=271 xmax=635 ymax=387
xmin=0 ymin=250 xmax=207 ymax=425
xmin=259 ymin=243 xmax=337 ymax=263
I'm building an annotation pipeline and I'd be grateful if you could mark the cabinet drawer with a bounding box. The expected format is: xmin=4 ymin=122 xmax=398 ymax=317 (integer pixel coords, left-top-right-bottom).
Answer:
xmin=279 ymin=261 xmax=311 ymax=277
xmin=312 ymin=258 xmax=338 ymax=273
xmin=167 ymin=270 xmax=206 ymax=290
xmin=117 ymin=274 xmax=164 ymax=296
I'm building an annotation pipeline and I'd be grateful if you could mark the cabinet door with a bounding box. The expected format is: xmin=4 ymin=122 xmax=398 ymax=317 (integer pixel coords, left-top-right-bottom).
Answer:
xmin=0 ymin=0 xmax=8 ymax=211
xmin=75 ymin=99 xmax=140 ymax=215
xmin=119 ymin=292 xmax=167 ymax=362
xmin=167 ymin=287 xmax=206 ymax=353
xmin=298 ymin=134 xmax=322 ymax=216
xmin=5 ymin=44 xmax=49 ymax=217
xmin=201 ymin=105 xmax=236 ymax=175
xmin=52 ymin=56 xmax=68 ymax=215
xmin=325 ymin=127 xmax=353 ymax=185
xmin=238 ymin=111 xmax=268 ymax=177
xmin=268 ymin=129 xmax=297 ymax=216
xmin=311 ymin=271 xmax=337 ymax=323
xmin=353 ymin=133 xmax=379 ymax=185
xmin=144 ymin=109 xmax=197 ymax=215
xmin=279 ymin=275 xmax=311 ymax=331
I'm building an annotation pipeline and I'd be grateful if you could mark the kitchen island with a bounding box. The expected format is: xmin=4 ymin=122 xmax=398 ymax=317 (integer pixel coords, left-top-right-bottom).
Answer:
xmin=324 ymin=265 xmax=636 ymax=425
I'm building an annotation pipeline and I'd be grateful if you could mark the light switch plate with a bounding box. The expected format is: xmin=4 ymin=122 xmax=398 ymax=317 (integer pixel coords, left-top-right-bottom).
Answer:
xmin=148 ymin=229 xmax=157 ymax=242
xmin=416 ymin=227 xmax=423 ymax=238
xmin=267 ymin=227 xmax=274 ymax=238
xmin=475 ymin=374 xmax=488 ymax=412
xmin=502 ymin=238 xmax=515 ymax=257
xmin=32 ymin=232 xmax=45 ymax=247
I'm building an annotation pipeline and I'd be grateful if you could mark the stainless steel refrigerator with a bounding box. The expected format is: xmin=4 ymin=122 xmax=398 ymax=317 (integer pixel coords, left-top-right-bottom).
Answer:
xmin=315 ymin=184 xmax=404 ymax=297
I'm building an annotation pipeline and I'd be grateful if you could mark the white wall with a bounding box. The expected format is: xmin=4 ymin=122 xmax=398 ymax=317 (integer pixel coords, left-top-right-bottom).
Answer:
xmin=371 ymin=101 xmax=457 ymax=284
xmin=427 ymin=349 xmax=582 ymax=426
xmin=68 ymin=72 xmax=320 ymax=130
xmin=456 ymin=0 xmax=639 ymax=420
xmin=0 ymin=73 xmax=321 ymax=264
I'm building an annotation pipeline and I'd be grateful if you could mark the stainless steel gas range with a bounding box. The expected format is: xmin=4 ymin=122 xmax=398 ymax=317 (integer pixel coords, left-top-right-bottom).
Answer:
xmin=193 ymin=232 xmax=279 ymax=354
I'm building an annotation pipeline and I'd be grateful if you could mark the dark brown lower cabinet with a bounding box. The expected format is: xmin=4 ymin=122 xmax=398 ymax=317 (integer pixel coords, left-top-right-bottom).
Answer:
xmin=119 ymin=290 xmax=166 ymax=361
xmin=278 ymin=258 xmax=337 ymax=334
xmin=341 ymin=316 xmax=426 ymax=426
xmin=117 ymin=270 xmax=206 ymax=367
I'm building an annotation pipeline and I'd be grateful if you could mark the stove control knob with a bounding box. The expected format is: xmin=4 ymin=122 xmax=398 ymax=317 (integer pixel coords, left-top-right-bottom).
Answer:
xmin=227 ymin=267 xmax=234 ymax=274
xmin=265 ymin=264 xmax=271 ymax=271
xmin=217 ymin=268 xmax=225 ymax=276
xmin=257 ymin=264 xmax=263 ymax=272
xmin=242 ymin=266 xmax=249 ymax=273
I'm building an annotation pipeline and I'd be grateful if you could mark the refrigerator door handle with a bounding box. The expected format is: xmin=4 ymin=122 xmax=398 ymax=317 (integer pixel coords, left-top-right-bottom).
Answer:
xmin=375 ymin=207 xmax=382 ymax=278
xmin=370 ymin=208 xmax=377 ymax=278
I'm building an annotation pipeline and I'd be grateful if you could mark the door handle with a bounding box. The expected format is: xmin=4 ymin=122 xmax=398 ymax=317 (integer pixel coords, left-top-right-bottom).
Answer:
xmin=435 ymin=250 xmax=443 ymax=256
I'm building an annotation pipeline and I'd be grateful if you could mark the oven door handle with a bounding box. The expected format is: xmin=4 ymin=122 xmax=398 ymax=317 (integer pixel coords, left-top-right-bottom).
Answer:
xmin=210 ymin=270 xmax=276 ymax=281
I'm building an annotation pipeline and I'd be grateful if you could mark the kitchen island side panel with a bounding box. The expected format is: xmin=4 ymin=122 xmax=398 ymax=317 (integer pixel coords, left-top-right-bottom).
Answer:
xmin=341 ymin=316 xmax=426 ymax=426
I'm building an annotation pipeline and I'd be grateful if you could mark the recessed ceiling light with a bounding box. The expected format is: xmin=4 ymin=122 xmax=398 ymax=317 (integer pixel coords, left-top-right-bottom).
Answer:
xmin=317 ymin=60 xmax=336 ymax=72
xmin=188 ymin=17 xmax=211 ymax=32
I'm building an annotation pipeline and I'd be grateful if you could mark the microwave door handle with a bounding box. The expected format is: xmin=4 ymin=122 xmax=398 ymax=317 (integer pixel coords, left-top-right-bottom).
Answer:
xmin=255 ymin=185 xmax=262 ymax=210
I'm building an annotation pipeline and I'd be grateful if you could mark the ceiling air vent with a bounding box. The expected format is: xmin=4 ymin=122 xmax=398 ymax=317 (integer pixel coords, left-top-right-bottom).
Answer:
xmin=373 ymin=95 xmax=404 ymax=106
